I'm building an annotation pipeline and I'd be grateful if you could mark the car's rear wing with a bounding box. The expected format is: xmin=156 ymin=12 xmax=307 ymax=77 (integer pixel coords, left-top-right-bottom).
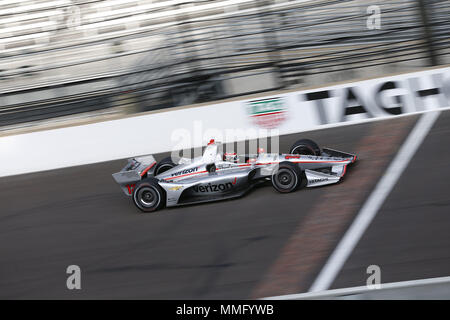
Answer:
xmin=321 ymin=147 xmax=357 ymax=162
xmin=112 ymin=155 xmax=156 ymax=196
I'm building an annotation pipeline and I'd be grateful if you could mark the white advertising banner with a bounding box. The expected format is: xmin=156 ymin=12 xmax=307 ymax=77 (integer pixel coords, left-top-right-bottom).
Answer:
xmin=242 ymin=66 xmax=450 ymax=135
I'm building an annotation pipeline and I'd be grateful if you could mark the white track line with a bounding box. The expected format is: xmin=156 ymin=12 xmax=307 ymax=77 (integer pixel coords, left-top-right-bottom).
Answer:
xmin=263 ymin=275 xmax=450 ymax=300
xmin=308 ymin=110 xmax=441 ymax=293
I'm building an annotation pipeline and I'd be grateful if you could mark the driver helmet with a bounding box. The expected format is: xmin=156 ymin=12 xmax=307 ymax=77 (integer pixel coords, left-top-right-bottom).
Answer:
xmin=224 ymin=152 xmax=238 ymax=163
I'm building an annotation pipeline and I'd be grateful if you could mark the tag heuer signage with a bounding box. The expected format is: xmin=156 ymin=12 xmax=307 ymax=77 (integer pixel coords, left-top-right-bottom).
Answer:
xmin=246 ymin=97 xmax=288 ymax=129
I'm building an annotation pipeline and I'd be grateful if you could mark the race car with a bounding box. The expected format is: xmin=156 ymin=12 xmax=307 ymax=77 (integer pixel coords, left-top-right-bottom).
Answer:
xmin=112 ymin=138 xmax=357 ymax=212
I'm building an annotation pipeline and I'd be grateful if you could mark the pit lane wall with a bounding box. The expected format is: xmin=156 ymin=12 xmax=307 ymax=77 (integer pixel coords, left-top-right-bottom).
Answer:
xmin=1 ymin=66 xmax=450 ymax=177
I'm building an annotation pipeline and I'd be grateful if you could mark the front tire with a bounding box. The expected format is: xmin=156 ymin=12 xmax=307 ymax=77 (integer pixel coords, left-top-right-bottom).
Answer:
xmin=271 ymin=162 xmax=302 ymax=193
xmin=133 ymin=179 xmax=165 ymax=212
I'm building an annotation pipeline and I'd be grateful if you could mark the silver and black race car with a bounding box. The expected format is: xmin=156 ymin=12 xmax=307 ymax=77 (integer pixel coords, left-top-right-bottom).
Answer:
xmin=112 ymin=139 xmax=357 ymax=212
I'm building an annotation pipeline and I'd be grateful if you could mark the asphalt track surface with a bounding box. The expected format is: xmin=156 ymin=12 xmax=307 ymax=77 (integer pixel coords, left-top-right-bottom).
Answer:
xmin=0 ymin=111 xmax=449 ymax=299
xmin=332 ymin=110 xmax=450 ymax=289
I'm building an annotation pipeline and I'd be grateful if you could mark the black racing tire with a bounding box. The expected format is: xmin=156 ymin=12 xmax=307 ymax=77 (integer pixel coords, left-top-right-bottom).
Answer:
xmin=154 ymin=156 xmax=176 ymax=176
xmin=289 ymin=139 xmax=321 ymax=156
xmin=133 ymin=179 xmax=166 ymax=213
xmin=271 ymin=162 xmax=302 ymax=193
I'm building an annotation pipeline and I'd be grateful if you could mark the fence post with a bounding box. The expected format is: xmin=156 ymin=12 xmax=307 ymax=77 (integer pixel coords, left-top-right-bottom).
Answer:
xmin=257 ymin=0 xmax=285 ymax=89
xmin=416 ymin=0 xmax=439 ymax=66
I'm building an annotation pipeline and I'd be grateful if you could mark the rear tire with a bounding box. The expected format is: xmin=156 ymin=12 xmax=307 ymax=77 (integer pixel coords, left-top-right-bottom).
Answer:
xmin=133 ymin=179 xmax=165 ymax=212
xmin=290 ymin=139 xmax=321 ymax=156
xmin=154 ymin=156 xmax=176 ymax=176
xmin=271 ymin=162 xmax=302 ymax=193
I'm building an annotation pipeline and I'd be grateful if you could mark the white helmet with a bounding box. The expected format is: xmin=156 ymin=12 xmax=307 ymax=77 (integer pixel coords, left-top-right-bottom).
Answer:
xmin=224 ymin=152 xmax=237 ymax=163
